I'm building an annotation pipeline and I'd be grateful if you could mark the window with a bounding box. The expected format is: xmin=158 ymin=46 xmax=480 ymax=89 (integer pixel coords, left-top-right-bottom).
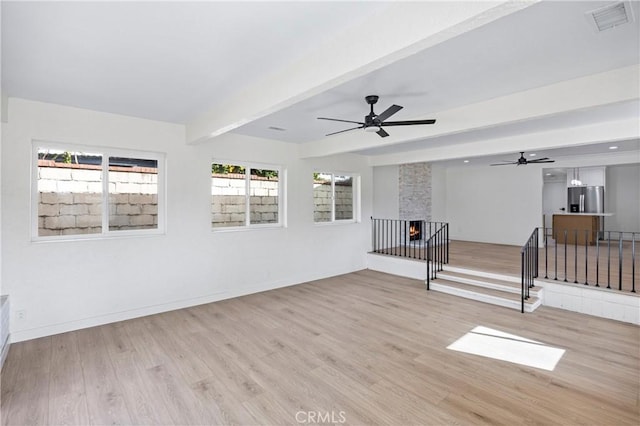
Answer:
xmin=211 ymin=162 xmax=282 ymax=229
xmin=313 ymin=172 xmax=357 ymax=223
xmin=34 ymin=143 xmax=164 ymax=239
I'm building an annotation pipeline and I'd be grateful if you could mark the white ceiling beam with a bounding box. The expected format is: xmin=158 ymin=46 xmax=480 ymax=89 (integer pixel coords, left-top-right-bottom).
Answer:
xmin=186 ymin=1 xmax=535 ymax=144
xmin=299 ymin=64 xmax=640 ymax=158
xmin=367 ymin=118 xmax=640 ymax=166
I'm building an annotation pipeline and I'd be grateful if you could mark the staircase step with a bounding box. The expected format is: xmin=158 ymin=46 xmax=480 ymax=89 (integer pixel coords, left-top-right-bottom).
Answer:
xmin=438 ymin=269 xmax=542 ymax=297
xmin=429 ymin=278 xmax=541 ymax=312
xmin=443 ymin=265 xmax=520 ymax=283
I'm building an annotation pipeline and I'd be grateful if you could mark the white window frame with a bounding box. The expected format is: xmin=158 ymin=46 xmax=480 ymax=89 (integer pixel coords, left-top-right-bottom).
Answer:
xmin=313 ymin=171 xmax=360 ymax=224
xmin=31 ymin=140 xmax=166 ymax=241
xmin=211 ymin=160 xmax=286 ymax=231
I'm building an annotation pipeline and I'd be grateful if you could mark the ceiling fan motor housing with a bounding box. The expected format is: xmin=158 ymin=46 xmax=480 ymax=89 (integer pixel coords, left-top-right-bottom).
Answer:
xmin=365 ymin=95 xmax=379 ymax=105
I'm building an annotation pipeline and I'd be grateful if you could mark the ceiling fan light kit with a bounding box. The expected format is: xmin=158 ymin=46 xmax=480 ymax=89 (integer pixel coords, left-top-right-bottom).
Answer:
xmin=318 ymin=95 xmax=436 ymax=138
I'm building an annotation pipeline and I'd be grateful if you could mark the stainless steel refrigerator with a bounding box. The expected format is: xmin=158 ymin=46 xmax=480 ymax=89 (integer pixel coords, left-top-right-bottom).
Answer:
xmin=567 ymin=186 xmax=605 ymax=235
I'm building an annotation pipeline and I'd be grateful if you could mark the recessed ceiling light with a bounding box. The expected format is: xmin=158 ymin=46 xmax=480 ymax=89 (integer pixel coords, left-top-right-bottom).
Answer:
xmin=609 ymin=146 xmax=618 ymax=150
xmin=545 ymin=173 xmax=552 ymax=176
xmin=529 ymin=153 xmax=537 ymax=157
xmin=463 ymin=160 xmax=470 ymax=163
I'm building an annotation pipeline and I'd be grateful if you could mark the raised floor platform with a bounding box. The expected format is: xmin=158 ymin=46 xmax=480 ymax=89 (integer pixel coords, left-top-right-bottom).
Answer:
xmin=367 ymin=240 xmax=639 ymax=324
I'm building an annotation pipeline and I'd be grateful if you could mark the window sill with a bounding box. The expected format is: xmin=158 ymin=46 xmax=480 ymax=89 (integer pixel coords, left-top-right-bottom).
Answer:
xmin=32 ymin=229 xmax=165 ymax=243
xmin=314 ymin=220 xmax=358 ymax=227
xmin=211 ymin=224 xmax=285 ymax=233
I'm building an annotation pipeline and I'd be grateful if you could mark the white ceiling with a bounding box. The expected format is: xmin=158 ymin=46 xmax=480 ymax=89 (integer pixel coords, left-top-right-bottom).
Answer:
xmin=2 ymin=1 xmax=639 ymax=165
xmin=431 ymin=137 xmax=640 ymax=168
xmin=1 ymin=1 xmax=387 ymax=123
xmin=234 ymin=1 xmax=640 ymax=144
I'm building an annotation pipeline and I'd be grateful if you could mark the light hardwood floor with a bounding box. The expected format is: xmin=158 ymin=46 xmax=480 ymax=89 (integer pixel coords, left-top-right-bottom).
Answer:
xmin=2 ymin=270 xmax=639 ymax=425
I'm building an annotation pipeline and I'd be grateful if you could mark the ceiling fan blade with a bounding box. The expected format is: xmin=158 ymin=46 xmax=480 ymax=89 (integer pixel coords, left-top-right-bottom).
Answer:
xmin=529 ymin=159 xmax=555 ymax=163
xmin=325 ymin=126 xmax=364 ymax=137
xmin=490 ymin=162 xmax=518 ymax=166
xmin=376 ymin=128 xmax=390 ymax=138
xmin=380 ymin=119 xmax=436 ymax=126
xmin=376 ymin=104 xmax=403 ymax=122
xmin=317 ymin=117 xmax=364 ymax=125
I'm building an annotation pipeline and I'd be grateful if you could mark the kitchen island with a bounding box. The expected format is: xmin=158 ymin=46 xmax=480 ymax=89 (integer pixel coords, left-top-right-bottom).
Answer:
xmin=552 ymin=213 xmax=613 ymax=245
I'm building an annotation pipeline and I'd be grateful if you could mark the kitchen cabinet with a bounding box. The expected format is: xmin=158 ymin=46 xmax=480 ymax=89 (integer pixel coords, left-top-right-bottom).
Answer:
xmin=566 ymin=166 xmax=606 ymax=187
xmin=553 ymin=214 xmax=601 ymax=245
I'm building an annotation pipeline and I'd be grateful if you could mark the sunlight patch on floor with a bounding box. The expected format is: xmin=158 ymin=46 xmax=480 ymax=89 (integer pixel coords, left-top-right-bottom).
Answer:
xmin=447 ymin=326 xmax=565 ymax=371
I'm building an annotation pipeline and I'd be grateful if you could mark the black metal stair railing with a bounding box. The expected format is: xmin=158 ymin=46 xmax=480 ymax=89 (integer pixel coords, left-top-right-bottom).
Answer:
xmin=370 ymin=218 xmax=448 ymax=261
xmin=520 ymin=228 xmax=539 ymax=313
xmin=521 ymin=226 xmax=637 ymax=313
xmin=370 ymin=218 xmax=449 ymax=289
xmin=540 ymin=227 xmax=637 ymax=292
xmin=425 ymin=222 xmax=449 ymax=291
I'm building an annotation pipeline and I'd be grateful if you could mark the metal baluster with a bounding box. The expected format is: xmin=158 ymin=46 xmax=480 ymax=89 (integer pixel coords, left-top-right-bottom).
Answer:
xmin=521 ymin=251 xmax=525 ymax=313
xmin=446 ymin=223 xmax=449 ymax=264
xmin=574 ymin=229 xmax=578 ymax=283
xmin=554 ymin=231 xmax=558 ymax=280
xmin=385 ymin=219 xmax=393 ymax=256
xmin=390 ymin=220 xmax=394 ymax=256
xmin=387 ymin=219 xmax=390 ymax=256
xmin=529 ymin=241 xmax=533 ymax=293
xmin=392 ymin=220 xmax=395 ymax=256
xmin=544 ymin=228 xmax=549 ymax=279
xmin=632 ymin=233 xmax=636 ymax=293
xmin=433 ymin=228 xmax=437 ymax=274
xmin=618 ymin=233 xmax=623 ymax=291
xmin=584 ymin=230 xmax=589 ymax=285
xmin=532 ymin=229 xmax=536 ymax=281
xmin=564 ymin=230 xmax=568 ymax=282
xmin=371 ymin=218 xmax=375 ymax=253
xmin=595 ymin=237 xmax=600 ymax=287
xmin=428 ymin=221 xmax=432 ymax=261
xmin=426 ymin=238 xmax=430 ymax=290
xmin=402 ymin=220 xmax=405 ymax=258
xmin=405 ymin=220 xmax=409 ymax=258
xmin=436 ymin=225 xmax=439 ymax=270
xmin=439 ymin=226 xmax=443 ymax=272
xmin=607 ymin=231 xmax=611 ymax=289
xmin=396 ymin=220 xmax=399 ymax=257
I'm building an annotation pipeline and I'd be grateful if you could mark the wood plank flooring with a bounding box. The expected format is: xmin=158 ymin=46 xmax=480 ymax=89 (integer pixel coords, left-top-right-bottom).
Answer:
xmin=2 ymin=270 xmax=639 ymax=425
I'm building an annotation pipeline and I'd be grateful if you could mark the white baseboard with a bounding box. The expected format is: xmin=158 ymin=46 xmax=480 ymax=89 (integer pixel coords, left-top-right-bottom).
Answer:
xmin=9 ymin=264 xmax=363 ymax=343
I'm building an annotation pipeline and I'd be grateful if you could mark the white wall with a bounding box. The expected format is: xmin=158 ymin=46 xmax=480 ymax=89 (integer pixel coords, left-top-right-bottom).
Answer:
xmin=542 ymin=181 xmax=566 ymax=229
xmin=372 ymin=165 xmax=399 ymax=219
xmin=443 ymin=164 xmax=543 ymax=245
xmin=373 ymin=161 xmax=543 ymax=245
xmin=431 ymin=164 xmax=447 ymax=222
xmin=1 ymin=98 xmax=373 ymax=342
xmin=605 ymin=163 xmax=640 ymax=232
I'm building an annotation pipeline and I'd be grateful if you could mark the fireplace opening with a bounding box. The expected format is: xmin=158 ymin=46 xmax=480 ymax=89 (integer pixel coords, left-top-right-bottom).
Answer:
xmin=409 ymin=220 xmax=422 ymax=241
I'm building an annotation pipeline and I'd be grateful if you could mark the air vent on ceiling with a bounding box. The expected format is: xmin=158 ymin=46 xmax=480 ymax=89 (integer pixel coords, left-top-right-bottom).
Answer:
xmin=586 ymin=1 xmax=634 ymax=32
